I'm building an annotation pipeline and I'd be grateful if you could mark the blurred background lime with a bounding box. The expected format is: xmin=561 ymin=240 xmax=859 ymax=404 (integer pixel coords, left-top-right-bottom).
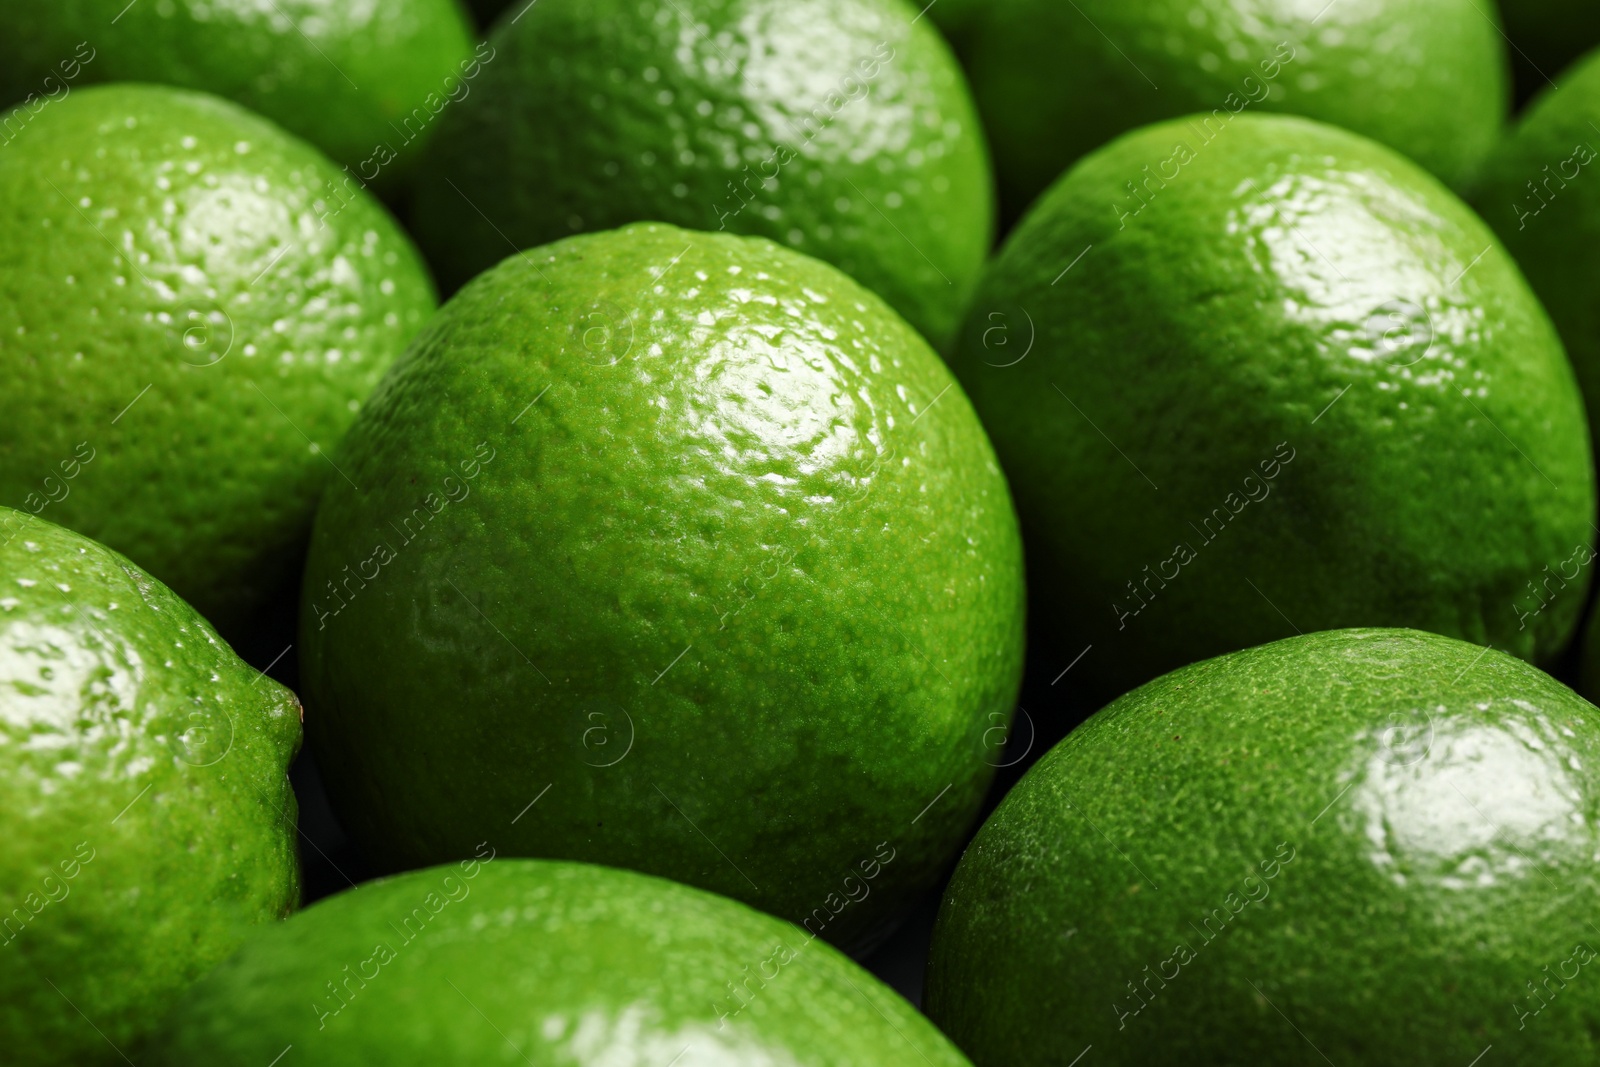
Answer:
xmin=0 ymin=0 xmax=477 ymax=193
xmin=932 ymin=0 xmax=1507 ymax=221
xmin=1475 ymin=46 xmax=1600 ymax=445
xmin=409 ymin=0 xmax=993 ymax=348
xmin=1499 ymin=0 xmax=1600 ymax=102
xmin=150 ymin=860 xmax=972 ymax=1065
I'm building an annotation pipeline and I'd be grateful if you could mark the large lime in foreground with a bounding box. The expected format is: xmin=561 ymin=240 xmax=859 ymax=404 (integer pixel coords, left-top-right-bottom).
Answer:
xmin=928 ymin=628 xmax=1600 ymax=1066
xmin=300 ymin=222 xmax=1025 ymax=950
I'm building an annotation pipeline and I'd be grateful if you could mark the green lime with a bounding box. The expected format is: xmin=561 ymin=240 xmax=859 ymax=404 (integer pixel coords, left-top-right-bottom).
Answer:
xmin=1500 ymin=2 xmax=1600 ymax=99
xmin=0 ymin=0 xmax=477 ymax=191
xmin=0 ymin=508 xmax=301 ymax=1067
xmin=408 ymin=0 xmax=993 ymax=348
xmin=946 ymin=113 xmax=1593 ymax=709
xmin=928 ymin=628 xmax=1600 ymax=1066
xmin=938 ymin=0 xmax=1507 ymax=219
xmin=0 ymin=84 xmax=436 ymax=642
xmin=299 ymin=222 xmax=1024 ymax=950
xmin=1475 ymin=48 xmax=1600 ymax=436
xmin=148 ymin=859 xmax=970 ymax=1065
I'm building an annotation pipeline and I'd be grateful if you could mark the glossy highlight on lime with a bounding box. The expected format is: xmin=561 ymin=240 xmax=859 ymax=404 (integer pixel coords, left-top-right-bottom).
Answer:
xmin=0 ymin=508 xmax=301 ymax=1067
xmin=948 ymin=113 xmax=1594 ymax=706
xmin=148 ymin=860 xmax=972 ymax=1066
xmin=929 ymin=628 xmax=1600 ymax=1066
xmin=935 ymin=0 xmax=1507 ymax=217
xmin=0 ymin=84 xmax=436 ymax=641
xmin=300 ymin=222 xmax=1024 ymax=951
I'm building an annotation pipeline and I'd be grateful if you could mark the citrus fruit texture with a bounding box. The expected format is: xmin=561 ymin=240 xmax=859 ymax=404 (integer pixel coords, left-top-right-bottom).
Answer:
xmin=1475 ymin=47 xmax=1600 ymax=437
xmin=1499 ymin=1 xmax=1600 ymax=100
xmin=0 ymin=0 xmax=477 ymax=192
xmin=945 ymin=113 xmax=1594 ymax=709
xmin=0 ymin=508 xmax=301 ymax=1067
xmin=148 ymin=859 xmax=972 ymax=1066
xmin=0 ymin=84 xmax=435 ymax=642
xmin=409 ymin=0 xmax=993 ymax=348
xmin=927 ymin=628 xmax=1600 ymax=1067
xmin=299 ymin=223 xmax=1025 ymax=952
xmin=933 ymin=0 xmax=1507 ymax=219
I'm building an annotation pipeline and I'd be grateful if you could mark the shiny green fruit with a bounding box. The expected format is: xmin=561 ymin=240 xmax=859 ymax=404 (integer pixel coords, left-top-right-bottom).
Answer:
xmin=148 ymin=859 xmax=971 ymax=1065
xmin=409 ymin=0 xmax=993 ymax=348
xmin=947 ymin=113 xmax=1593 ymax=708
xmin=0 ymin=0 xmax=476 ymax=190
xmin=928 ymin=628 xmax=1600 ymax=1066
xmin=0 ymin=508 xmax=301 ymax=1067
xmin=300 ymin=222 xmax=1024 ymax=950
xmin=1475 ymin=47 xmax=1600 ymax=437
xmin=937 ymin=0 xmax=1506 ymax=218
xmin=0 ymin=84 xmax=435 ymax=641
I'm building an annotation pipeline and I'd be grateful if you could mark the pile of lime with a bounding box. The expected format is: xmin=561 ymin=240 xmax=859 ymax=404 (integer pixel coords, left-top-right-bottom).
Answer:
xmin=5 ymin=2 xmax=1600 ymax=1065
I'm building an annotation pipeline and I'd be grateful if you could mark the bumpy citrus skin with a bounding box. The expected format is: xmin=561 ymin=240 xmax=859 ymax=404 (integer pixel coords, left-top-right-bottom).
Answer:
xmin=1475 ymin=48 xmax=1600 ymax=431
xmin=409 ymin=0 xmax=993 ymax=348
xmin=0 ymin=85 xmax=435 ymax=640
xmin=948 ymin=114 xmax=1594 ymax=708
xmin=0 ymin=508 xmax=301 ymax=1067
xmin=928 ymin=629 xmax=1600 ymax=1067
xmin=936 ymin=0 xmax=1506 ymax=218
xmin=300 ymin=223 xmax=1024 ymax=950
xmin=149 ymin=860 xmax=971 ymax=1066
xmin=0 ymin=0 xmax=476 ymax=189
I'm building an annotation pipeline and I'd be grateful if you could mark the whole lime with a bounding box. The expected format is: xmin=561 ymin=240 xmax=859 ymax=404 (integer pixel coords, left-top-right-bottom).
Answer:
xmin=0 ymin=84 xmax=435 ymax=641
xmin=1499 ymin=2 xmax=1600 ymax=99
xmin=299 ymin=222 xmax=1024 ymax=951
xmin=0 ymin=0 xmax=477 ymax=191
xmin=946 ymin=113 xmax=1594 ymax=708
xmin=408 ymin=0 xmax=993 ymax=348
xmin=937 ymin=0 xmax=1506 ymax=219
xmin=1474 ymin=47 xmax=1600 ymax=434
xmin=0 ymin=508 xmax=302 ymax=1067
xmin=148 ymin=859 xmax=970 ymax=1065
xmin=927 ymin=628 xmax=1600 ymax=1066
